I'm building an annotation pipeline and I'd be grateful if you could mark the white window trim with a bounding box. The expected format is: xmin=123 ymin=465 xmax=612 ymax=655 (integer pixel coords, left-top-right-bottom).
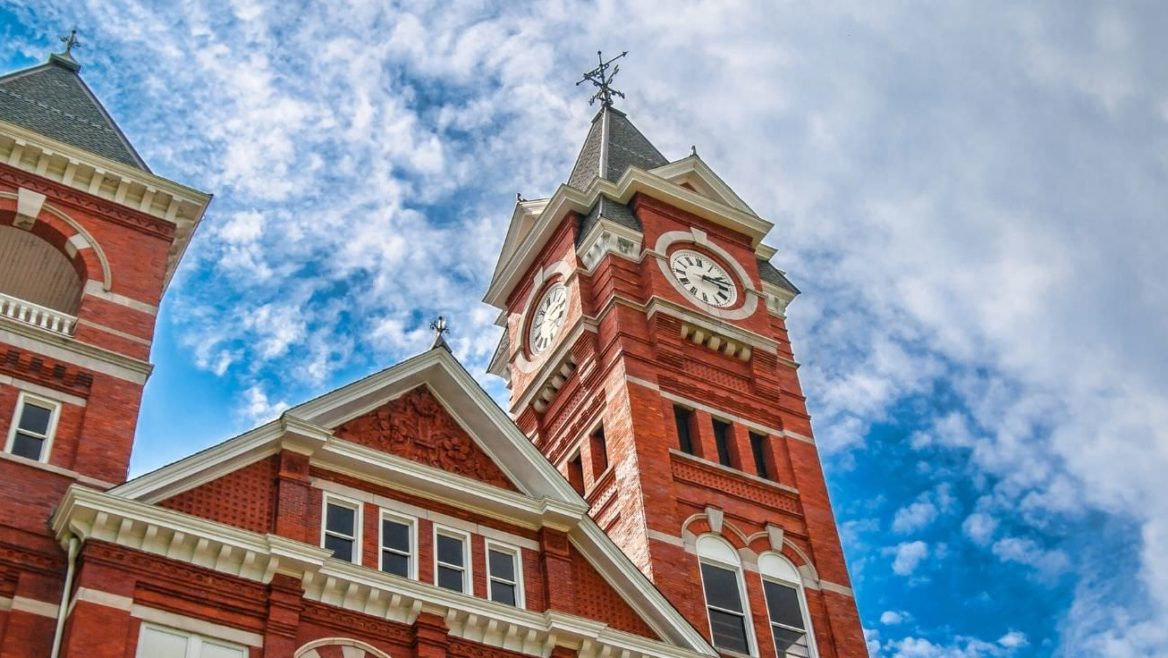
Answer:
xmin=697 ymin=537 xmax=758 ymax=657
xmin=136 ymin=622 xmax=248 ymax=658
xmin=759 ymin=554 xmax=818 ymax=658
xmin=378 ymin=510 xmax=417 ymax=580
xmin=321 ymin=492 xmax=363 ymax=566
xmin=485 ymin=539 xmax=525 ymax=608
xmin=6 ymin=392 xmax=61 ymax=464
xmin=433 ymin=525 xmax=473 ymax=595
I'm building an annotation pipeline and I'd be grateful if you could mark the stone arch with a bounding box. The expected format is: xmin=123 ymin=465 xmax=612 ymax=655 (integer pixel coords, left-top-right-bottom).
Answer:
xmin=0 ymin=192 xmax=112 ymax=291
xmin=681 ymin=510 xmax=752 ymax=552
xmin=294 ymin=637 xmax=392 ymax=658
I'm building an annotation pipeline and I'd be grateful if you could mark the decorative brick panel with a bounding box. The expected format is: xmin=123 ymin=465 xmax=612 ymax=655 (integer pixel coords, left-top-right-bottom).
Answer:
xmin=160 ymin=456 xmax=278 ymax=534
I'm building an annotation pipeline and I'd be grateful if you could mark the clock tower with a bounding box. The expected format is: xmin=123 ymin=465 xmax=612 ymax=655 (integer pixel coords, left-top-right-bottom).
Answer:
xmin=485 ymin=94 xmax=867 ymax=656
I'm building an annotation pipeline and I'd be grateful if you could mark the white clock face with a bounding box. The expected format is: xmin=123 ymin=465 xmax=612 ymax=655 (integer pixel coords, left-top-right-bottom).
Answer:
xmin=528 ymin=283 xmax=569 ymax=355
xmin=669 ymin=249 xmax=738 ymax=308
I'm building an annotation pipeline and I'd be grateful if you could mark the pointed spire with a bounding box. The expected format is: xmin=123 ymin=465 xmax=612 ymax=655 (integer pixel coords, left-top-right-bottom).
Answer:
xmin=567 ymin=52 xmax=668 ymax=190
xmin=0 ymin=33 xmax=149 ymax=170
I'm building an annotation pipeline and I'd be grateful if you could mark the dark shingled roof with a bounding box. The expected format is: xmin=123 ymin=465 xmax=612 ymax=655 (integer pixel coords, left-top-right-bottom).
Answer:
xmin=757 ymin=259 xmax=800 ymax=295
xmin=0 ymin=54 xmax=149 ymax=171
xmin=567 ymin=106 xmax=668 ymax=190
xmin=577 ymin=196 xmax=640 ymax=246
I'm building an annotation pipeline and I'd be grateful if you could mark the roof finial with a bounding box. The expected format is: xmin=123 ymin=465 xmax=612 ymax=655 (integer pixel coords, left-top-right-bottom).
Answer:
xmin=576 ymin=50 xmax=628 ymax=107
xmin=429 ymin=316 xmax=452 ymax=352
xmin=691 ymin=145 xmax=697 ymax=157
xmin=58 ymin=29 xmax=82 ymax=57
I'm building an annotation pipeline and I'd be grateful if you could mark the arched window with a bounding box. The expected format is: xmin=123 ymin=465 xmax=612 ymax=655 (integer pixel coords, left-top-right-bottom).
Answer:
xmin=697 ymin=535 xmax=755 ymax=655
xmin=759 ymin=552 xmax=817 ymax=658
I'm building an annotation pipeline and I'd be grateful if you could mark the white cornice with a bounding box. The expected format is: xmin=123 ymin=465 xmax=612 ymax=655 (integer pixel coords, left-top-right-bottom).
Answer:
xmin=0 ymin=120 xmax=212 ymax=289
xmin=53 ymin=485 xmax=714 ymax=658
xmin=648 ymin=155 xmax=757 ymax=217
xmin=0 ymin=316 xmax=153 ymax=383
xmin=485 ymin=168 xmax=774 ymax=310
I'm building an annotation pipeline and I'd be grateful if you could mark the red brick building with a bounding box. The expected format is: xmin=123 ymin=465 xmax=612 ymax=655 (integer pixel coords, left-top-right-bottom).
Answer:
xmin=0 ymin=45 xmax=866 ymax=658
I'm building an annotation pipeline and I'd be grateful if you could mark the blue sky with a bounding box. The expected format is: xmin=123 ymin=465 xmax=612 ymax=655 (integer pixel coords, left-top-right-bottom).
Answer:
xmin=3 ymin=2 xmax=1167 ymax=656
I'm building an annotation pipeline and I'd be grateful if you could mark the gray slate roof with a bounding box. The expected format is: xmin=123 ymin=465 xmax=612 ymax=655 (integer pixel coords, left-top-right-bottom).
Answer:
xmin=757 ymin=259 xmax=800 ymax=294
xmin=577 ymin=196 xmax=640 ymax=246
xmin=567 ymin=106 xmax=668 ymax=190
xmin=0 ymin=54 xmax=149 ymax=171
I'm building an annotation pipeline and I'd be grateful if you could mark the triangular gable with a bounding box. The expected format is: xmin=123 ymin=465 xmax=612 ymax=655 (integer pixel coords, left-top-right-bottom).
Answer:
xmin=331 ymin=385 xmax=518 ymax=491
xmin=110 ymin=348 xmax=715 ymax=655
xmin=650 ymin=155 xmax=757 ymax=216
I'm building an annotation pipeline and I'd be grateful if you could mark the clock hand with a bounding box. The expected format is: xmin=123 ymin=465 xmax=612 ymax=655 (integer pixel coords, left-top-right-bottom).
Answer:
xmin=700 ymin=275 xmax=729 ymax=290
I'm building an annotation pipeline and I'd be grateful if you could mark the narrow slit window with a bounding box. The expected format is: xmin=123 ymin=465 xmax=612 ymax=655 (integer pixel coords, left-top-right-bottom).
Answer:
xmin=674 ymin=406 xmax=696 ymax=455
xmin=435 ymin=530 xmax=469 ymax=593
xmin=380 ymin=514 xmax=413 ymax=578
xmin=487 ymin=545 xmax=522 ymax=607
xmin=322 ymin=498 xmax=360 ymax=564
xmin=7 ymin=396 xmax=57 ymax=462
xmin=750 ymin=431 xmax=771 ymax=480
xmin=567 ymin=454 xmax=585 ymax=495
xmin=712 ymin=418 xmax=733 ymax=467
xmin=589 ymin=426 xmax=608 ymax=478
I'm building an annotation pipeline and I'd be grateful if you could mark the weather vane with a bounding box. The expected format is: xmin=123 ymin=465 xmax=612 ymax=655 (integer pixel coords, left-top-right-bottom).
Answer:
xmin=576 ymin=50 xmax=628 ymax=107
xmin=59 ymin=29 xmax=82 ymax=56
xmin=429 ymin=316 xmax=452 ymax=351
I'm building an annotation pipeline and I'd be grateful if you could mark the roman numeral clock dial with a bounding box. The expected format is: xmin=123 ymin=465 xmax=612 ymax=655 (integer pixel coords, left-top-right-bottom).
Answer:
xmin=669 ymin=249 xmax=739 ymax=308
xmin=528 ymin=283 xmax=569 ymax=356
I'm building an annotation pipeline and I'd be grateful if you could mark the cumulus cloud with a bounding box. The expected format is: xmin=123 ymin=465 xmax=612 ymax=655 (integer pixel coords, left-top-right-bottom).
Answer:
xmin=892 ymin=541 xmax=929 ymax=577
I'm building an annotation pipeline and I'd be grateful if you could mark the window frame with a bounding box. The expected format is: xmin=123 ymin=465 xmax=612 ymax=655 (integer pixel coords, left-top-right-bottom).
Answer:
xmin=485 ymin=540 xmax=525 ymax=608
xmin=5 ymin=392 xmax=61 ymax=464
xmin=378 ymin=510 xmax=416 ymax=579
xmin=136 ymin=622 xmax=248 ymax=658
xmin=433 ymin=525 xmax=473 ymax=595
xmin=320 ymin=493 xmax=363 ymax=566
xmin=759 ymin=552 xmax=818 ymax=658
xmin=696 ymin=535 xmax=757 ymax=656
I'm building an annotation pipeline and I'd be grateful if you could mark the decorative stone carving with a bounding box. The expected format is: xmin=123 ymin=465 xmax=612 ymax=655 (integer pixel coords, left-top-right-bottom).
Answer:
xmin=333 ymin=387 xmax=516 ymax=490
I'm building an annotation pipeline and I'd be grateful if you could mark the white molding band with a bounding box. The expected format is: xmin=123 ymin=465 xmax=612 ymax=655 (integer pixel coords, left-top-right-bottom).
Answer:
xmin=0 ymin=452 xmax=116 ymax=489
xmin=72 ymin=587 xmax=133 ymax=612
xmin=11 ymin=596 xmax=59 ymax=618
xmin=83 ymin=281 xmax=158 ymax=315
xmin=0 ymin=320 xmax=152 ymax=384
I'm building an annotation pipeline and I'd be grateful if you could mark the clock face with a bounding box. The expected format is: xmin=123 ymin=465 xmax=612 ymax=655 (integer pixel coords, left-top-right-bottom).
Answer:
xmin=669 ymin=249 xmax=738 ymax=308
xmin=528 ymin=283 xmax=569 ymax=355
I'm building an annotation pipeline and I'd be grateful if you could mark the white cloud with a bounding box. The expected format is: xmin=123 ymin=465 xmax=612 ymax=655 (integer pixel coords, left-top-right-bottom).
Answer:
xmin=892 ymin=541 xmax=929 ymax=577
xmin=991 ymin=537 xmax=1071 ymax=579
xmin=962 ymin=513 xmax=999 ymax=546
xmin=881 ymin=610 xmax=907 ymax=625
xmin=892 ymin=500 xmax=938 ymax=534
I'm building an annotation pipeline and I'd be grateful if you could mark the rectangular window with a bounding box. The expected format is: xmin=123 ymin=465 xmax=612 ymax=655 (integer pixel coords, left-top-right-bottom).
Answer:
xmin=487 ymin=543 xmax=523 ymax=607
xmin=674 ymin=406 xmax=696 ymax=455
xmin=712 ymin=418 xmax=733 ymax=467
xmin=750 ymin=432 xmax=771 ymax=480
xmin=6 ymin=394 xmax=59 ymax=462
xmin=379 ymin=513 xmax=414 ymax=578
xmin=700 ymin=562 xmax=751 ymax=654
xmin=322 ymin=496 xmax=360 ymax=564
xmin=567 ymin=454 xmax=585 ymax=495
xmin=764 ymin=579 xmax=811 ymax=658
xmin=435 ymin=528 xmax=471 ymax=594
xmin=589 ymin=426 xmax=608 ymax=478
xmin=137 ymin=624 xmax=247 ymax=658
